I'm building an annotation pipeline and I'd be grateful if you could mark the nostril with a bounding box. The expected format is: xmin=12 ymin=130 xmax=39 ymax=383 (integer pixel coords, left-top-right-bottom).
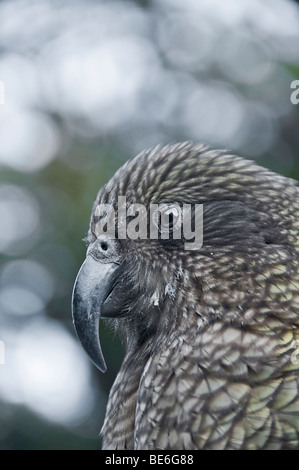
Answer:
xmin=100 ymin=241 xmax=108 ymax=251
xmin=88 ymin=237 xmax=120 ymax=261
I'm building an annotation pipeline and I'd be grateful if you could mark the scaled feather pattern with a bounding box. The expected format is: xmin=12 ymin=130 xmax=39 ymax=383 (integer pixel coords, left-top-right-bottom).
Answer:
xmin=72 ymin=143 xmax=299 ymax=450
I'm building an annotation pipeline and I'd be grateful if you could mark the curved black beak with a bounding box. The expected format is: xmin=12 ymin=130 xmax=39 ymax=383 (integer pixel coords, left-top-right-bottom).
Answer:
xmin=72 ymin=255 xmax=120 ymax=372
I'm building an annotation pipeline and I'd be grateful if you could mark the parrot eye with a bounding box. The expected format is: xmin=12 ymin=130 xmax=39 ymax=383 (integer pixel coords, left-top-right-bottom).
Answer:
xmin=157 ymin=204 xmax=181 ymax=233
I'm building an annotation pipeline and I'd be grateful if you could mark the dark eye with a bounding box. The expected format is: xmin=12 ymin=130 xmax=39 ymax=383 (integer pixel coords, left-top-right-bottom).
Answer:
xmin=160 ymin=207 xmax=179 ymax=230
xmin=151 ymin=203 xmax=181 ymax=235
xmin=152 ymin=203 xmax=181 ymax=234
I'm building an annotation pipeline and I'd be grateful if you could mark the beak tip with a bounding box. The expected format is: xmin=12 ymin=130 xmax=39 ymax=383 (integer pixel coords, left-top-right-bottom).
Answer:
xmin=72 ymin=256 xmax=120 ymax=375
xmin=90 ymin=348 xmax=107 ymax=373
xmin=72 ymin=310 xmax=107 ymax=373
xmin=98 ymin=362 xmax=107 ymax=373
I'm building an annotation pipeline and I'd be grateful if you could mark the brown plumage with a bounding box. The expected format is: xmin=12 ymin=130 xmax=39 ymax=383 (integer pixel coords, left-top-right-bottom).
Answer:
xmin=72 ymin=142 xmax=299 ymax=449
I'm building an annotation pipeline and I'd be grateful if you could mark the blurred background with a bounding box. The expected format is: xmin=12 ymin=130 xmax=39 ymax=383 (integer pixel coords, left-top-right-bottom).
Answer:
xmin=0 ymin=0 xmax=299 ymax=450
